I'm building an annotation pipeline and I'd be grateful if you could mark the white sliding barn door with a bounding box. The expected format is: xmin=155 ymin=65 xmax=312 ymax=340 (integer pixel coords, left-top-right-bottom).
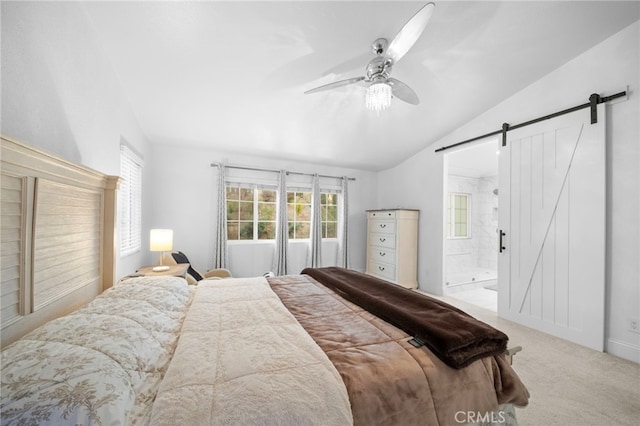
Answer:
xmin=498 ymin=104 xmax=605 ymax=351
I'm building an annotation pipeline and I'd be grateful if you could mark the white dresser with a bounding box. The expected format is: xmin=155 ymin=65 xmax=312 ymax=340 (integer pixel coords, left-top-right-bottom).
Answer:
xmin=366 ymin=209 xmax=419 ymax=289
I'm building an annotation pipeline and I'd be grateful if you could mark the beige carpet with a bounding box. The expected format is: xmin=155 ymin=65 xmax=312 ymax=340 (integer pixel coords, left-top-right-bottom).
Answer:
xmin=423 ymin=292 xmax=640 ymax=426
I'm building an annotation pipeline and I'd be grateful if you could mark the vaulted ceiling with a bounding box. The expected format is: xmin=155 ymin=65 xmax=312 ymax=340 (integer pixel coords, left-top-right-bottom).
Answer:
xmin=82 ymin=1 xmax=639 ymax=171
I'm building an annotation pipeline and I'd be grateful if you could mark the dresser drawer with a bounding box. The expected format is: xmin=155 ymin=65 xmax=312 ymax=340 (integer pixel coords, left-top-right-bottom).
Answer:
xmin=370 ymin=248 xmax=396 ymax=264
xmin=370 ymin=232 xmax=395 ymax=249
xmin=368 ymin=260 xmax=396 ymax=281
xmin=368 ymin=210 xmax=396 ymax=220
xmin=370 ymin=220 xmax=396 ymax=235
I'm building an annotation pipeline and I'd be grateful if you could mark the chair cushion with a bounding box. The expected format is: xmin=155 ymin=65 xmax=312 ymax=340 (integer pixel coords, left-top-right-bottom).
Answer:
xmin=171 ymin=251 xmax=204 ymax=281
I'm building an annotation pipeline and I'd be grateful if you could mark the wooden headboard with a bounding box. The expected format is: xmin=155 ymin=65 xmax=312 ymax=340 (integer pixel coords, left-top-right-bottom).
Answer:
xmin=1 ymin=136 xmax=119 ymax=348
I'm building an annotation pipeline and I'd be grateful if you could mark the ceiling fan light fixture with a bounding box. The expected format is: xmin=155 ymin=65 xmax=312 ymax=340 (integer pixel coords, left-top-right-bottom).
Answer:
xmin=366 ymin=81 xmax=392 ymax=112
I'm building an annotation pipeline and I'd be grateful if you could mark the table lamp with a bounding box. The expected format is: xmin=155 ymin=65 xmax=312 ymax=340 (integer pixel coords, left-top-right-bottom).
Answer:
xmin=150 ymin=229 xmax=173 ymax=272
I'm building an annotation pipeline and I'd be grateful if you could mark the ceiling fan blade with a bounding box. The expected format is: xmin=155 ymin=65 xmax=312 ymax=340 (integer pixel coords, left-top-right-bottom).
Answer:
xmin=304 ymin=76 xmax=366 ymax=94
xmin=385 ymin=2 xmax=435 ymax=65
xmin=388 ymin=78 xmax=420 ymax=105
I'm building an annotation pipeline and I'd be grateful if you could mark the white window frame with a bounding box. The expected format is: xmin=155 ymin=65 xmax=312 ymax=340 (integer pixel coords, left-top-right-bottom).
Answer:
xmin=119 ymin=143 xmax=143 ymax=256
xmin=447 ymin=192 xmax=471 ymax=239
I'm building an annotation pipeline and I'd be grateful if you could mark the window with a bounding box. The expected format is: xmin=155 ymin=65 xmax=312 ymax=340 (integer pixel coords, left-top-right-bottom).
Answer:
xmin=119 ymin=144 xmax=143 ymax=255
xmin=226 ymin=185 xmax=277 ymax=240
xmin=226 ymin=185 xmax=339 ymax=241
xmin=287 ymin=191 xmax=311 ymax=239
xmin=447 ymin=193 xmax=470 ymax=238
xmin=321 ymin=193 xmax=338 ymax=238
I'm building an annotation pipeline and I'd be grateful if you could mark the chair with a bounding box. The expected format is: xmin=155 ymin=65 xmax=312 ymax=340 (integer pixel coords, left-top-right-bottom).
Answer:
xmin=160 ymin=251 xmax=232 ymax=284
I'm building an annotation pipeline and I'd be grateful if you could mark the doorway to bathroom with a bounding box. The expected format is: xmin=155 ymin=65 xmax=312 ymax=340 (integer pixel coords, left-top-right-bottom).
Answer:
xmin=443 ymin=139 xmax=499 ymax=311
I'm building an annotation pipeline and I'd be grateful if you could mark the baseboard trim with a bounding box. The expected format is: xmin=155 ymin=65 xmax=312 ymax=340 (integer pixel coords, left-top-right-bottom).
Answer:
xmin=607 ymin=338 xmax=640 ymax=363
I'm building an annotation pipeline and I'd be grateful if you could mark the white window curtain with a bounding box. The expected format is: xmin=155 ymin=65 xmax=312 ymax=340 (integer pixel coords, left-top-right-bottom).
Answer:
xmin=337 ymin=176 xmax=350 ymax=268
xmin=213 ymin=164 xmax=228 ymax=268
xmin=309 ymin=173 xmax=322 ymax=267
xmin=272 ymin=170 xmax=288 ymax=275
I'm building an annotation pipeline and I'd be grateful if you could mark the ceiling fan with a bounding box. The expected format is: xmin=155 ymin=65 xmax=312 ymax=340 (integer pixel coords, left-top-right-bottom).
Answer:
xmin=304 ymin=2 xmax=436 ymax=112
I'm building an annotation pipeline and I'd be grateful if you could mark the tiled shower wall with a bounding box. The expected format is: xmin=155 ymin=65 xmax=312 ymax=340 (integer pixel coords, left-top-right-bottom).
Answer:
xmin=477 ymin=175 xmax=499 ymax=269
xmin=446 ymin=175 xmax=498 ymax=281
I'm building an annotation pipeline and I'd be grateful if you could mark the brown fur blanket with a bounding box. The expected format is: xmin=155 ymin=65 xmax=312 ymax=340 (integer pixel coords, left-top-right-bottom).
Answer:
xmin=269 ymin=273 xmax=529 ymax=426
xmin=301 ymin=267 xmax=508 ymax=369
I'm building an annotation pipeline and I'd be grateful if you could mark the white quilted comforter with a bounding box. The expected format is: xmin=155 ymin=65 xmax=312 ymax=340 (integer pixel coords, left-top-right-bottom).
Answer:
xmin=1 ymin=276 xmax=193 ymax=425
xmin=150 ymin=277 xmax=353 ymax=426
xmin=1 ymin=276 xmax=352 ymax=425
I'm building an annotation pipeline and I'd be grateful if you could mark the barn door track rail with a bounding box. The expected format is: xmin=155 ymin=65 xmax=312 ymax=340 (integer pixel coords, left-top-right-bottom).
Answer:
xmin=434 ymin=89 xmax=627 ymax=153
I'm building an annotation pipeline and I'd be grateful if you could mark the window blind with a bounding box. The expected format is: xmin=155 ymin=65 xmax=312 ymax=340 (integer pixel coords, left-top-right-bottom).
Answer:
xmin=119 ymin=144 xmax=143 ymax=256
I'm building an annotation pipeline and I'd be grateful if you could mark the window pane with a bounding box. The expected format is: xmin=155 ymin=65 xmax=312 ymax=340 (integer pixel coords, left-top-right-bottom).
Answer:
xmin=258 ymin=222 xmax=275 ymax=239
xmin=227 ymin=223 xmax=238 ymax=240
xmin=288 ymin=222 xmax=295 ymax=239
xmin=226 ymin=186 xmax=239 ymax=200
xmin=258 ymin=189 xmax=276 ymax=202
xmin=326 ymin=205 xmax=337 ymax=221
xmin=239 ymin=222 xmax=253 ymax=240
xmin=287 ymin=192 xmax=295 ymax=203
xmin=325 ymin=222 xmax=337 ymax=238
xmin=295 ymin=222 xmax=310 ymax=239
xmin=258 ymin=203 xmax=276 ymax=220
xmin=240 ymin=188 xmax=254 ymax=201
xmin=297 ymin=205 xmax=311 ymax=221
xmin=299 ymin=192 xmax=311 ymax=203
xmin=239 ymin=201 xmax=254 ymax=220
xmin=227 ymin=201 xmax=239 ymax=220
xmin=457 ymin=223 xmax=468 ymax=237
xmin=321 ymin=205 xmax=327 ymax=221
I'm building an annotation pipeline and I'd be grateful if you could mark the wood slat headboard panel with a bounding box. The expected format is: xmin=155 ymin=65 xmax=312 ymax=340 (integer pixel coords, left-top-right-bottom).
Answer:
xmin=0 ymin=136 xmax=119 ymax=348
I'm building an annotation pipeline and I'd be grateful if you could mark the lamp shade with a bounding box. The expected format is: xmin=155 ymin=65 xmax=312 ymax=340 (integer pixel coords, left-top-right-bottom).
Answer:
xmin=150 ymin=229 xmax=173 ymax=252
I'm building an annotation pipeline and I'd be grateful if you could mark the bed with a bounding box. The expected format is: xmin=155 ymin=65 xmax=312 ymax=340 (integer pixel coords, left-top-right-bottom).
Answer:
xmin=0 ymin=137 xmax=529 ymax=425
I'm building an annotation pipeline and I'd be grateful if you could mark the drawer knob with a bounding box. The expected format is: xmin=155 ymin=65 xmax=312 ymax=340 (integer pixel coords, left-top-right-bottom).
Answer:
xmin=379 ymin=224 xmax=386 ymax=228
xmin=379 ymin=252 xmax=386 ymax=256
xmin=378 ymin=266 xmax=385 ymax=271
xmin=379 ymin=238 xmax=386 ymax=242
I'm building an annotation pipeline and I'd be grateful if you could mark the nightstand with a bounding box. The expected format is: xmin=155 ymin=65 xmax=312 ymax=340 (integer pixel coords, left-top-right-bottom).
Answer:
xmin=136 ymin=263 xmax=189 ymax=278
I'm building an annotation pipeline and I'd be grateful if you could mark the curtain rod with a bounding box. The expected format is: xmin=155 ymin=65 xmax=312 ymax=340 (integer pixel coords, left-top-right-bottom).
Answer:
xmin=434 ymin=89 xmax=627 ymax=153
xmin=209 ymin=162 xmax=356 ymax=181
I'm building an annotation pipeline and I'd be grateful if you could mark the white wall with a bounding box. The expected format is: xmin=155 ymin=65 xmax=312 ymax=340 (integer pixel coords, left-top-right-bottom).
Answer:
xmin=379 ymin=21 xmax=640 ymax=362
xmin=147 ymin=144 xmax=378 ymax=276
xmin=1 ymin=1 xmax=152 ymax=280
